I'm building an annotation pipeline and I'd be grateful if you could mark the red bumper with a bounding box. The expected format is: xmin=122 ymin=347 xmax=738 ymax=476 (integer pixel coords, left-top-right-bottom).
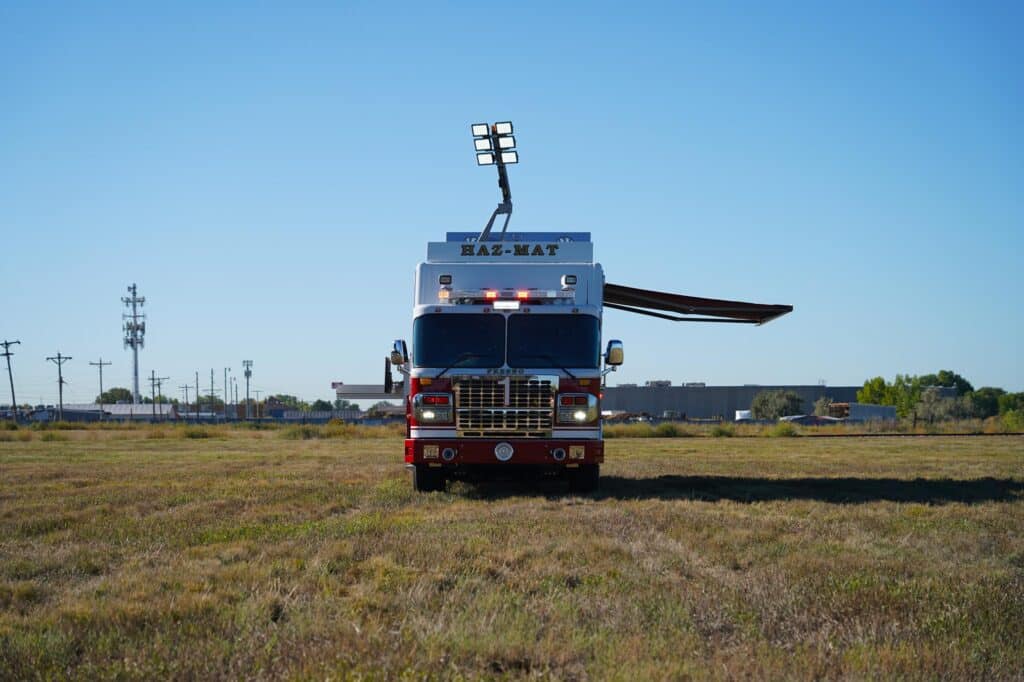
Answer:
xmin=405 ymin=438 xmax=603 ymax=466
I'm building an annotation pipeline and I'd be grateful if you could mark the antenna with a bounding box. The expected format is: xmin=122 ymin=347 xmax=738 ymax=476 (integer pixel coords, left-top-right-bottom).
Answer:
xmin=1 ymin=339 xmax=21 ymax=420
xmin=471 ymin=121 xmax=518 ymax=242
xmin=89 ymin=357 xmax=112 ymax=419
xmin=122 ymin=283 xmax=146 ymax=404
xmin=46 ymin=352 xmax=72 ymax=421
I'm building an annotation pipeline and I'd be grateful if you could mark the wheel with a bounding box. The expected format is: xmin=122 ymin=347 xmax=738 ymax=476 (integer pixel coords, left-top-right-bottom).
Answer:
xmin=568 ymin=464 xmax=599 ymax=494
xmin=412 ymin=465 xmax=444 ymax=493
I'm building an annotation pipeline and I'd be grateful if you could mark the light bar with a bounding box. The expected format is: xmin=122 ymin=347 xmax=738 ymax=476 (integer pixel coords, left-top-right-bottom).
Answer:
xmin=497 ymin=135 xmax=516 ymax=149
xmin=471 ymin=123 xmax=489 ymax=137
xmin=476 ymin=152 xmax=495 ymax=166
xmin=494 ymin=121 xmax=513 ymax=135
xmin=474 ymin=138 xmax=492 ymax=151
xmin=500 ymin=151 xmax=518 ymax=164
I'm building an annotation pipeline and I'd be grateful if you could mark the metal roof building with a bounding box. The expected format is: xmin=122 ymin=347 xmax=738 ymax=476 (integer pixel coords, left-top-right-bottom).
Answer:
xmin=602 ymin=384 xmax=861 ymax=420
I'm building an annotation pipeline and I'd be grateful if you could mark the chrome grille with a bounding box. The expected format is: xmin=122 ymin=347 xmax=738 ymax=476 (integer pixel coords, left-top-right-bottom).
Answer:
xmin=454 ymin=376 xmax=555 ymax=437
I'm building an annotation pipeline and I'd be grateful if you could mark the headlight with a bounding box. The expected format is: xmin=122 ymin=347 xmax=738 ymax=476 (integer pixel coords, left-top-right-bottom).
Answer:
xmin=413 ymin=393 xmax=453 ymax=423
xmin=557 ymin=393 xmax=598 ymax=424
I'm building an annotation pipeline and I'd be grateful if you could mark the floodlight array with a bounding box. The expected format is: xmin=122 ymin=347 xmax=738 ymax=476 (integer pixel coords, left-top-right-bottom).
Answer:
xmin=471 ymin=121 xmax=517 ymax=165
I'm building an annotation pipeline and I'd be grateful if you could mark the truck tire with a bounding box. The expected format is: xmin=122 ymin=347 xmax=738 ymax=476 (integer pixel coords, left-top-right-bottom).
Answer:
xmin=568 ymin=464 xmax=599 ymax=494
xmin=412 ymin=465 xmax=444 ymax=493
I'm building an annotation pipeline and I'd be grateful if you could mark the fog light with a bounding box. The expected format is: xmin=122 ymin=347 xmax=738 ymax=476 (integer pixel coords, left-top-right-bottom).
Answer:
xmin=423 ymin=445 xmax=439 ymax=459
xmin=551 ymin=448 xmax=566 ymax=462
xmin=442 ymin=447 xmax=456 ymax=462
xmin=569 ymin=446 xmax=585 ymax=460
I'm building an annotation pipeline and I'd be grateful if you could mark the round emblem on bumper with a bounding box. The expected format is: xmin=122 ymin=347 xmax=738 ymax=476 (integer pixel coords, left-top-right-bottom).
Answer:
xmin=494 ymin=442 xmax=514 ymax=462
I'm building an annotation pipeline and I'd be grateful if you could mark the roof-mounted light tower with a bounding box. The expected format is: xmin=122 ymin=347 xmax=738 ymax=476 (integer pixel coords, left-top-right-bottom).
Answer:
xmin=472 ymin=121 xmax=518 ymax=242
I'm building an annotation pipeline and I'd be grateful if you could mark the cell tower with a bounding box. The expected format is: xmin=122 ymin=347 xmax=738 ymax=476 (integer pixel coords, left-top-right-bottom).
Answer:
xmin=122 ymin=283 xmax=146 ymax=404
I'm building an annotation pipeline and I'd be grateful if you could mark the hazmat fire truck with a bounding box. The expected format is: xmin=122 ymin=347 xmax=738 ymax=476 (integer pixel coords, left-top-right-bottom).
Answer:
xmin=335 ymin=121 xmax=792 ymax=493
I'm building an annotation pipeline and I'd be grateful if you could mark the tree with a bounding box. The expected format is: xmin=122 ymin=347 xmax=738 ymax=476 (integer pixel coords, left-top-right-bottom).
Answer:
xmin=919 ymin=370 xmax=974 ymax=396
xmin=334 ymin=398 xmax=356 ymax=410
xmin=269 ymin=394 xmax=309 ymax=411
xmin=142 ymin=395 xmax=178 ymax=405
xmin=97 ymin=387 xmax=133 ymax=404
xmin=751 ymin=390 xmax=804 ymax=420
xmin=311 ymin=399 xmax=333 ymax=411
xmin=915 ymin=387 xmax=970 ymax=422
xmin=813 ymin=396 xmax=833 ymax=417
xmin=968 ymin=387 xmax=1005 ymax=419
xmin=857 ymin=377 xmax=888 ymax=405
xmin=998 ymin=392 xmax=1024 ymax=415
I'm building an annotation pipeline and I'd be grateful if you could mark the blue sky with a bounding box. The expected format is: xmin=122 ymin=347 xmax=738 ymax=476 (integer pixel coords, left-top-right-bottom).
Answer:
xmin=1 ymin=1 xmax=1021 ymax=406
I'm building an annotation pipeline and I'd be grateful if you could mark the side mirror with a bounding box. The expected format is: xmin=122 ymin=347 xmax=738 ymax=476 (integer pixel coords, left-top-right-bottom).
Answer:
xmin=390 ymin=339 xmax=409 ymax=366
xmin=605 ymin=339 xmax=624 ymax=366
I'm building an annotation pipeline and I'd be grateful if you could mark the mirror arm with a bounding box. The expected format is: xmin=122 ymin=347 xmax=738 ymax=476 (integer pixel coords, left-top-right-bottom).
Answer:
xmin=601 ymin=365 xmax=618 ymax=377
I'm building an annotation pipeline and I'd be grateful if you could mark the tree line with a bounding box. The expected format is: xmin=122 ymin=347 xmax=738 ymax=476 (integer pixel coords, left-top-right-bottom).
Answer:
xmin=749 ymin=369 xmax=1024 ymax=424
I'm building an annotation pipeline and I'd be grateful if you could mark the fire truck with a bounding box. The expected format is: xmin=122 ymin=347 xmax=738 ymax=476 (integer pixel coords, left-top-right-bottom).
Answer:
xmin=344 ymin=121 xmax=791 ymax=493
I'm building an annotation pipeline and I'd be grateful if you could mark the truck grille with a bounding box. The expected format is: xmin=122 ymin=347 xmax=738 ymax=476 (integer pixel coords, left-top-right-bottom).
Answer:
xmin=454 ymin=375 xmax=556 ymax=438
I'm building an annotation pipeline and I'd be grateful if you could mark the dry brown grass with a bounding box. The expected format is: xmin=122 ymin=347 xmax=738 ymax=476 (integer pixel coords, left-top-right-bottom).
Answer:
xmin=1 ymin=431 xmax=1022 ymax=679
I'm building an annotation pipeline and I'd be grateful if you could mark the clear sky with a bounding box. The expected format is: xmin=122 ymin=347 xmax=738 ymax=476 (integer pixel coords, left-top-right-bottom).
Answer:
xmin=1 ymin=1 xmax=1021 ymax=406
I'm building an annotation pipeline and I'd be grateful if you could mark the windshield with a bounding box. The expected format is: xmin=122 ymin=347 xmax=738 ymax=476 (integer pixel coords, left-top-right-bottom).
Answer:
xmin=508 ymin=315 xmax=600 ymax=369
xmin=413 ymin=314 xmax=505 ymax=368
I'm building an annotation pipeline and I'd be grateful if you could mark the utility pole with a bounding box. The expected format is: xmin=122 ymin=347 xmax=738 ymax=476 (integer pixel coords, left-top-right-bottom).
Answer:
xmin=195 ymin=371 xmax=200 ymax=422
xmin=46 ymin=353 xmax=72 ymax=421
xmin=180 ymin=384 xmax=190 ymax=420
xmin=243 ymin=360 xmax=253 ymax=420
xmin=223 ymin=367 xmax=231 ymax=421
xmin=122 ymin=284 xmax=146 ymax=404
xmin=209 ymin=369 xmax=220 ymax=421
xmin=154 ymin=375 xmax=169 ymax=422
xmin=89 ymin=357 xmax=112 ymax=419
xmin=1 ymin=339 xmax=20 ymax=420
xmin=253 ymin=389 xmax=262 ymax=421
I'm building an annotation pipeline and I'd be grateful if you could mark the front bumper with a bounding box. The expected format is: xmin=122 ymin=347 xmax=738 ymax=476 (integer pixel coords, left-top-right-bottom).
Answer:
xmin=405 ymin=438 xmax=603 ymax=466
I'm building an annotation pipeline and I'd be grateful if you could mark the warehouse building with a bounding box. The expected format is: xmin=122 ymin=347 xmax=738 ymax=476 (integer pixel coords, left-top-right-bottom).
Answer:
xmin=602 ymin=384 xmax=861 ymax=421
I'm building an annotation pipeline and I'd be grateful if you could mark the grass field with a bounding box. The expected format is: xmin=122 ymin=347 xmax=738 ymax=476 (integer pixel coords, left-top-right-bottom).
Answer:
xmin=1 ymin=429 xmax=1022 ymax=679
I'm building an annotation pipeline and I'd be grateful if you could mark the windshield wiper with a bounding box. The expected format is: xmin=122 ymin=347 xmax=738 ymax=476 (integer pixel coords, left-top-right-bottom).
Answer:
xmin=435 ymin=352 xmax=485 ymax=379
xmin=514 ymin=353 xmax=577 ymax=379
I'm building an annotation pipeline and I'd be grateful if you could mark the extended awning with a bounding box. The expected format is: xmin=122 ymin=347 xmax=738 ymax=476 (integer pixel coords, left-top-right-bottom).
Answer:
xmin=604 ymin=283 xmax=793 ymax=325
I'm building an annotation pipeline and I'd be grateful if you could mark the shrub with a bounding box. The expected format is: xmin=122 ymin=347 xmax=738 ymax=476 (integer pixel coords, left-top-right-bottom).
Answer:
xmin=2 ymin=421 xmax=18 ymax=431
xmin=39 ymin=431 xmax=69 ymax=442
xmin=281 ymin=425 xmax=322 ymax=440
xmin=1002 ymin=409 xmax=1024 ymax=433
xmin=180 ymin=427 xmax=211 ymax=439
xmin=710 ymin=424 xmax=734 ymax=438
xmin=767 ymin=422 xmax=799 ymax=438
xmin=146 ymin=429 xmax=167 ymax=439
xmin=654 ymin=422 xmax=691 ymax=438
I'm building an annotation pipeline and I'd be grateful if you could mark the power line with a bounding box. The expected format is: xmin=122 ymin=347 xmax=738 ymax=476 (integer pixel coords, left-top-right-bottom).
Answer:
xmin=1 ymin=339 xmax=20 ymax=418
xmin=45 ymin=352 xmax=72 ymax=421
xmin=89 ymin=357 xmax=112 ymax=419
xmin=122 ymin=283 xmax=146 ymax=404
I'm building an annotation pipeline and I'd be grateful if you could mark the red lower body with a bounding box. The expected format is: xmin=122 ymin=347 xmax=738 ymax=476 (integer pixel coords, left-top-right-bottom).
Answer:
xmin=405 ymin=438 xmax=603 ymax=466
